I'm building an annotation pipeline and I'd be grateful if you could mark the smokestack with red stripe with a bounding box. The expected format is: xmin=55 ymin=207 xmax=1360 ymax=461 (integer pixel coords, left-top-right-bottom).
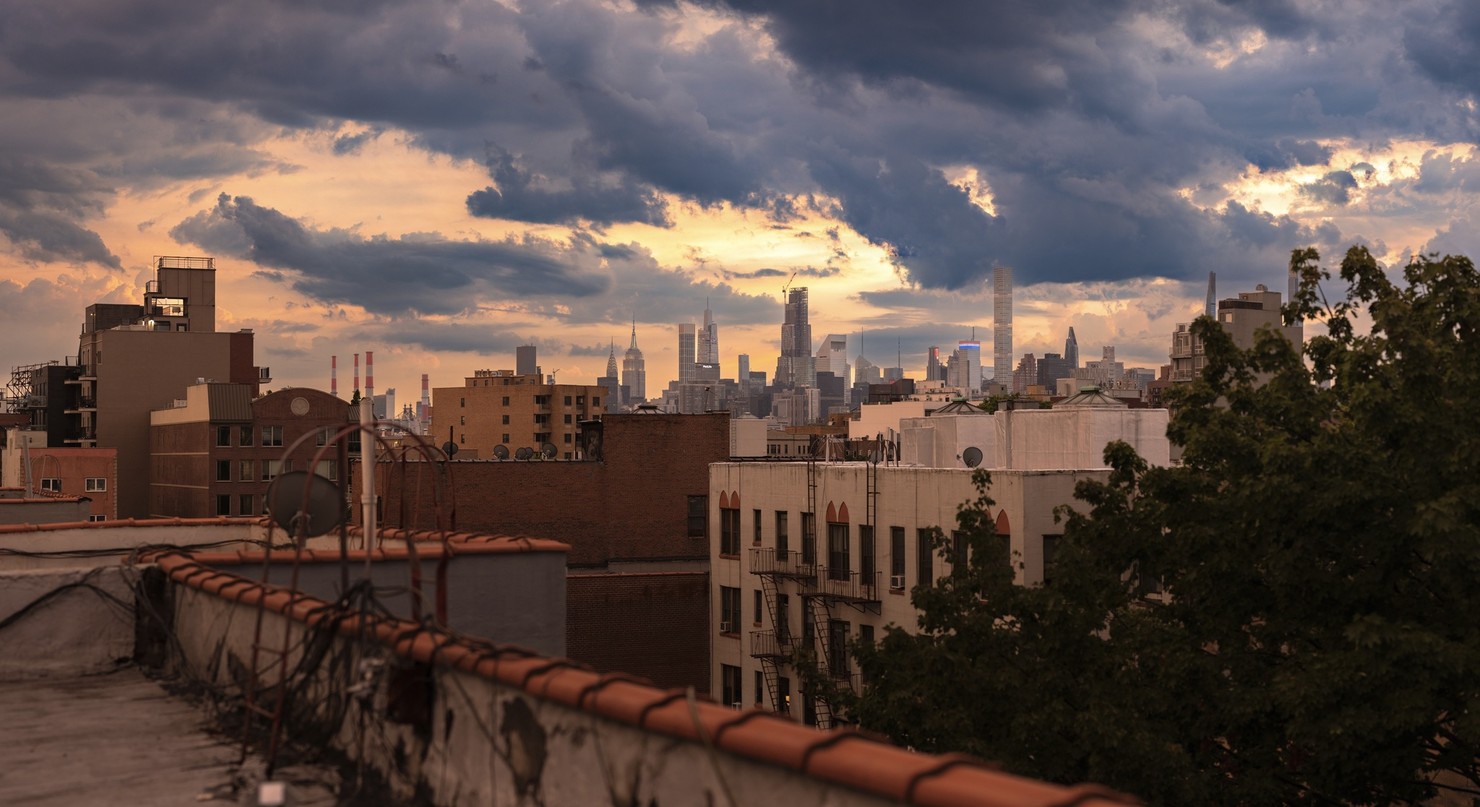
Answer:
xmin=365 ymin=351 xmax=375 ymax=405
xmin=353 ymin=353 xmax=360 ymax=394
xmin=331 ymin=355 xmax=338 ymax=398
xmin=420 ymin=374 xmax=430 ymax=409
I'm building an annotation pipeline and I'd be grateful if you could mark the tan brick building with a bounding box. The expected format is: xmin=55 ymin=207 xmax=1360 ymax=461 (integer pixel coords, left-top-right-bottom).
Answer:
xmin=431 ymin=370 xmax=606 ymax=460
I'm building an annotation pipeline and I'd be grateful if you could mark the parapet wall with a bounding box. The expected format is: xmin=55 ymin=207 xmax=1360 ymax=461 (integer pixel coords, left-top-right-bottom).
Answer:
xmin=151 ymin=551 xmax=1134 ymax=807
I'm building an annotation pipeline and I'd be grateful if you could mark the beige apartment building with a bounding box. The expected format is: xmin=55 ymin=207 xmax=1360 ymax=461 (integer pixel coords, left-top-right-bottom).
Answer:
xmin=432 ymin=370 xmax=606 ymax=460
xmin=710 ymin=393 xmax=1170 ymax=727
xmin=1171 ymin=284 xmax=1303 ymax=383
xmin=69 ymin=257 xmax=266 ymax=517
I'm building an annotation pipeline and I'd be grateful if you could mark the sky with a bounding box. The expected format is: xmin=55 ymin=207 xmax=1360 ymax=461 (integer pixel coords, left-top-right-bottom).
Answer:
xmin=5 ymin=0 xmax=1480 ymax=404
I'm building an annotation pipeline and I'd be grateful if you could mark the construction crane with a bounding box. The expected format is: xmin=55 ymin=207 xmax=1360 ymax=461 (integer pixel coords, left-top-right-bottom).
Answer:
xmin=780 ymin=270 xmax=798 ymax=301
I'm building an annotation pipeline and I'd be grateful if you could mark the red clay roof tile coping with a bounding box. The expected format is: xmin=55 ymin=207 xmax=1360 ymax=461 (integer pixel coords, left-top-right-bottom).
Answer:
xmin=0 ymin=496 xmax=91 ymax=504
xmin=188 ymin=534 xmax=568 ymax=566
xmin=143 ymin=550 xmax=1138 ymax=807
xmin=0 ymin=516 xmax=258 ymax=534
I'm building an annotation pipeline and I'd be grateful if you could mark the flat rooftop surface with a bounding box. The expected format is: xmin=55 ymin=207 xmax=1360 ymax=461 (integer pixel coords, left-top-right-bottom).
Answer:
xmin=0 ymin=667 xmax=336 ymax=806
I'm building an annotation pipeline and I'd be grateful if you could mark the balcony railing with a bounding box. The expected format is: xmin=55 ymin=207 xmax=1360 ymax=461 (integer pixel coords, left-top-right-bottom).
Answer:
xmin=811 ymin=569 xmax=882 ymax=604
xmin=749 ymin=547 xmax=816 ymax=580
xmin=749 ymin=630 xmax=794 ymax=660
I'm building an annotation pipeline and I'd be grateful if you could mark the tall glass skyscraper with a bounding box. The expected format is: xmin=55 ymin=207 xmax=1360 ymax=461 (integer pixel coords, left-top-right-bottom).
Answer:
xmin=993 ymin=267 xmax=1013 ymax=385
xmin=775 ymin=287 xmax=815 ymax=389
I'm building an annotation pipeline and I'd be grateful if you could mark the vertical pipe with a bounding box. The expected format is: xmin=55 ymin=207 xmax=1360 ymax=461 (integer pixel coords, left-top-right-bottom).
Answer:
xmin=360 ymin=399 xmax=376 ymax=569
xmin=331 ymin=355 xmax=338 ymax=398
xmin=353 ymin=353 xmax=360 ymax=396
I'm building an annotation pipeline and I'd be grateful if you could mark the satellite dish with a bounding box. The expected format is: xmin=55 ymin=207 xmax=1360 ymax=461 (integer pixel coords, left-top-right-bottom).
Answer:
xmin=492 ymin=444 xmax=509 ymax=460
xmin=541 ymin=442 xmax=558 ymax=459
xmin=515 ymin=447 xmax=533 ymax=461
xmin=441 ymin=441 xmax=459 ymax=459
xmin=266 ymin=471 xmax=344 ymax=537
xmin=962 ymin=446 xmax=983 ymax=468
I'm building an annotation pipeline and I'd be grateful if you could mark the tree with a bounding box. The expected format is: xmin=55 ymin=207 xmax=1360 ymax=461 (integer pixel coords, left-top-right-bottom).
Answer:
xmin=846 ymin=247 xmax=1480 ymax=805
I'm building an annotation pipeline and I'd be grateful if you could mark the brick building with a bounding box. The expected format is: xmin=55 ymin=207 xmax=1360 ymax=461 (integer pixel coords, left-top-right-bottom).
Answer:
xmin=365 ymin=412 xmax=731 ymax=690
xmin=151 ymin=384 xmax=352 ymax=518
xmin=431 ymin=370 xmax=606 ymax=460
xmin=0 ymin=429 xmax=118 ymax=521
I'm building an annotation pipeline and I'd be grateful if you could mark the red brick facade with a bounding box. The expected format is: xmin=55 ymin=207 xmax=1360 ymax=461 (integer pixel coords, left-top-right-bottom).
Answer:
xmin=567 ymin=571 xmax=710 ymax=692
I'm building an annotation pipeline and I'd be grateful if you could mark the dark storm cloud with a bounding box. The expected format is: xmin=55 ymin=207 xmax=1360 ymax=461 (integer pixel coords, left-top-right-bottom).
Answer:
xmin=466 ymin=146 xmax=671 ymax=227
xmin=1299 ymin=170 xmax=1359 ymax=205
xmin=721 ymin=266 xmax=839 ymax=280
xmin=170 ymin=194 xmax=611 ymax=316
xmin=0 ymin=158 xmax=119 ymax=267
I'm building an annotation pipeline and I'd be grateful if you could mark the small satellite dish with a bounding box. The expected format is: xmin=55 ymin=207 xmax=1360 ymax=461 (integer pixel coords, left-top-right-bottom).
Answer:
xmin=962 ymin=446 xmax=983 ymax=468
xmin=266 ymin=471 xmax=343 ymax=537
xmin=515 ymin=447 xmax=533 ymax=461
xmin=541 ymin=442 xmax=558 ymax=459
xmin=492 ymin=444 xmax=510 ymax=460
xmin=441 ymin=441 xmax=459 ymax=459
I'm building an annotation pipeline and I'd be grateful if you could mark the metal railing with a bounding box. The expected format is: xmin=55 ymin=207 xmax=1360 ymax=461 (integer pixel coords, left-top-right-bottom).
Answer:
xmin=811 ymin=568 xmax=882 ymax=603
xmin=749 ymin=630 xmax=793 ymax=659
xmin=749 ymin=547 xmax=816 ymax=580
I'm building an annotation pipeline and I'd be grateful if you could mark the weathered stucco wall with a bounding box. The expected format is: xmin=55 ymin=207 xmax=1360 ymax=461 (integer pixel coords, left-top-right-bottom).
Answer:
xmin=0 ymin=566 xmax=135 ymax=679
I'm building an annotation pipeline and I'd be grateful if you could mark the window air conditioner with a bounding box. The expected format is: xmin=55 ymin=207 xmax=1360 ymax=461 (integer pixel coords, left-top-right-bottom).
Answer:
xmin=720 ymin=620 xmax=733 ymax=633
xmin=889 ymin=574 xmax=906 ymax=589
xmin=730 ymin=702 xmax=743 ymax=709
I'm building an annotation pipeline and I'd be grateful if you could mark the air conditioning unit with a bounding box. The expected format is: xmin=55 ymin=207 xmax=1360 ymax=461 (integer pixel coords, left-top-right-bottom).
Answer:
xmin=720 ymin=620 xmax=733 ymax=633
xmin=889 ymin=574 xmax=906 ymax=589
xmin=730 ymin=702 xmax=743 ymax=709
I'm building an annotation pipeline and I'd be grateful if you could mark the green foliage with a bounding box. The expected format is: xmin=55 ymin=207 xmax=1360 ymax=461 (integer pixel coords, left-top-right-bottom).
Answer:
xmin=849 ymin=247 xmax=1480 ymax=804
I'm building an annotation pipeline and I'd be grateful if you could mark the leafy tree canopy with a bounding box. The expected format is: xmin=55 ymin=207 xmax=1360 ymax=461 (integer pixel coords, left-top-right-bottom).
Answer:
xmin=845 ymin=247 xmax=1480 ymax=805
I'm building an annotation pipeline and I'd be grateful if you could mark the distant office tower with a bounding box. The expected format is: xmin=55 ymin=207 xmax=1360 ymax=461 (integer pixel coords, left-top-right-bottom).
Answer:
xmin=697 ymin=299 xmax=719 ymax=365
xmin=958 ymin=331 xmax=982 ymax=392
xmin=993 ymin=267 xmax=1012 ymax=384
xmin=516 ymin=344 xmax=537 ymax=376
xmin=599 ymin=340 xmax=621 ymax=412
xmin=622 ymin=321 xmax=647 ymax=402
xmin=774 ymin=287 xmax=815 ymax=389
xmin=1171 ymin=283 xmax=1301 ymax=383
xmin=1012 ymin=354 xmax=1038 ymax=393
xmin=605 ymin=340 xmax=619 ymax=380
xmin=815 ymin=334 xmax=849 ymax=402
xmin=1064 ymin=327 xmax=1079 ymax=370
xmin=1037 ymin=352 xmax=1073 ymax=389
xmin=737 ymin=354 xmax=750 ymax=388
xmin=1205 ymin=272 xmax=1217 ymax=319
xmin=678 ymin=323 xmax=697 ymax=382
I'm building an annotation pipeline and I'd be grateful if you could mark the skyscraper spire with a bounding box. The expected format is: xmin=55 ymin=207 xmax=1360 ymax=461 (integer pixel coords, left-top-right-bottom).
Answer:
xmin=629 ymin=314 xmax=638 ymax=350
xmin=606 ymin=338 xmax=618 ymax=379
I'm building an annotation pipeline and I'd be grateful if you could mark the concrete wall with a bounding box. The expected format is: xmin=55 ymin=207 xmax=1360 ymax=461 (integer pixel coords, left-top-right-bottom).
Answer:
xmin=0 ymin=566 xmax=135 ymax=679
xmin=0 ymin=520 xmax=259 ymax=570
xmin=207 ymin=551 xmax=567 ymax=658
xmin=164 ymin=582 xmax=903 ymax=807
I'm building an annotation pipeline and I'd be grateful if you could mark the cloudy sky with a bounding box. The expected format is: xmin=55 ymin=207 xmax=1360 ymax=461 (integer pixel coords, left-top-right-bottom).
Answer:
xmin=4 ymin=0 xmax=1480 ymax=401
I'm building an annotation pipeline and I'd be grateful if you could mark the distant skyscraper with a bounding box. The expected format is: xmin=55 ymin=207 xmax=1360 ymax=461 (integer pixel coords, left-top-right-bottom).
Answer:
xmin=516 ymin=344 xmax=537 ymax=376
xmin=1012 ymin=353 xmax=1038 ymax=393
xmin=678 ymin=323 xmax=697 ymax=382
xmin=993 ymin=267 xmax=1013 ymax=384
xmin=958 ymin=330 xmax=982 ymax=392
xmin=1206 ymin=272 xmax=1218 ymax=319
xmin=622 ymin=320 xmax=646 ymax=402
xmin=697 ymin=299 xmax=719 ymax=365
xmin=815 ymin=333 xmax=849 ymax=401
xmin=775 ymin=287 xmax=815 ymax=389
xmin=605 ymin=340 xmax=619 ymax=379
xmin=926 ymin=346 xmax=944 ymax=381
xmin=600 ymin=339 xmax=621 ymax=412
xmin=1064 ymin=327 xmax=1079 ymax=370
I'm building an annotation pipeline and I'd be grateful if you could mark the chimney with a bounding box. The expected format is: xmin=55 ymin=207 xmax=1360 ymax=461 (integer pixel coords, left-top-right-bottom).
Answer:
xmin=421 ymin=374 xmax=430 ymax=408
xmin=331 ymin=355 xmax=338 ymax=398
xmin=365 ymin=350 xmax=375 ymax=403
xmin=354 ymin=353 xmax=360 ymax=394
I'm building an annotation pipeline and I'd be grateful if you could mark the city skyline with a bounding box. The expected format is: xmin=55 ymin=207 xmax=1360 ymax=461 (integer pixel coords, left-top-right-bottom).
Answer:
xmin=6 ymin=2 xmax=1480 ymax=400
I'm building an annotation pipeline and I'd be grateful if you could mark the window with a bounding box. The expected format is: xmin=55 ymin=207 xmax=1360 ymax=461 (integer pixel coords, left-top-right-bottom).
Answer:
xmin=215 ymin=460 xmax=231 ymax=482
xmin=316 ymin=460 xmax=336 ymax=481
xmin=316 ymin=428 xmax=330 ymax=447
xmin=890 ymin=527 xmax=905 ymax=588
xmin=719 ymin=586 xmax=740 ymax=633
xmin=753 ymin=509 xmax=762 ymax=545
xmin=801 ymin=513 xmax=816 ymax=564
xmin=239 ymin=425 xmax=253 ymax=446
xmin=85 ymin=477 xmax=107 ymax=493
xmin=860 ymin=525 xmax=876 ymax=581
xmin=563 ymin=433 xmax=572 ymax=443
xmin=777 ymin=676 xmax=791 ymax=715
xmin=501 ymin=434 xmax=510 ymax=443
xmin=951 ymin=530 xmax=969 ymax=575
xmin=88 ymin=515 xmax=106 ymax=522
xmin=593 ymin=396 xmax=601 ymax=407
xmin=917 ymin=528 xmax=934 ymax=587
xmin=501 ymin=396 xmax=510 ymax=406
xmin=753 ymin=589 xmax=763 ymax=624
xmin=775 ymin=511 xmax=789 ymax=556
xmin=1042 ymin=534 xmax=1061 ymax=585
xmin=859 ymin=625 xmax=875 ymax=683
xmin=501 ymin=415 xmax=509 ymax=425
xmin=216 ymin=426 xmax=232 ymax=447
xmin=721 ymin=664 xmax=742 ymax=708
xmin=576 ymin=396 xmax=585 ymax=405
xmin=776 ymin=594 xmax=790 ymax=643
xmin=563 ymin=395 xmax=572 ymax=405
xmin=39 ymin=478 xmax=61 ymax=492
xmin=563 ymin=414 xmax=572 ymax=424
xmin=240 ymin=460 xmax=254 ymax=482
xmin=239 ymin=494 xmax=255 ymax=517
xmin=687 ymin=495 xmax=707 ymax=538
xmin=261 ymin=425 xmax=283 ymax=447
xmin=827 ymin=619 xmax=850 ymax=675
xmin=720 ymin=507 xmax=740 ymax=555
xmin=754 ymin=671 xmax=764 ymax=705
xmin=216 ymin=494 xmax=232 ymax=516
xmin=827 ymin=522 xmax=849 ymax=581
xmin=460 ymin=397 xmax=465 ymax=407
xmin=460 ymin=416 xmax=465 ymax=425
xmin=261 ymin=459 xmax=283 ymax=481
